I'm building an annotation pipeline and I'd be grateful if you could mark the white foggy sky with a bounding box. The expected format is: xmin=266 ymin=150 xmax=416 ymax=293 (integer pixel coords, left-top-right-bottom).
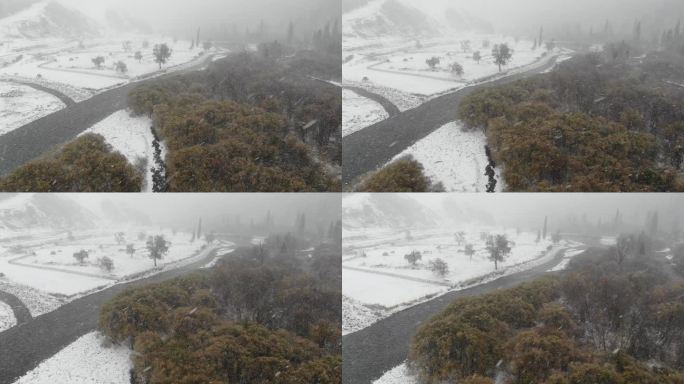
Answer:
xmin=414 ymin=193 xmax=683 ymax=228
xmin=69 ymin=193 xmax=340 ymax=230
xmin=347 ymin=0 xmax=682 ymax=36
xmin=59 ymin=0 xmax=338 ymax=33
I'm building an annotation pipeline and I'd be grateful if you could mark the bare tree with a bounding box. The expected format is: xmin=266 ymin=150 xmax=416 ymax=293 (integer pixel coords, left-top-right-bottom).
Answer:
xmin=147 ymin=235 xmax=170 ymax=267
xmin=492 ymin=44 xmax=513 ymax=72
xmin=464 ymin=244 xmax=475 ymax=262
xmin=486 ymin=234 xmax=512 ymax=270
xmin=73 ymin=250 xmax=89 ymax=264
xmin=126 ymin=244 xmax=136 ymax=258
xmin=429 ymin=259 xmax=449 ymax=277
xmin=405 ymin=250 xmax=422 ymax=266
xmin=153 ymin=44 xmax=172 ymax=69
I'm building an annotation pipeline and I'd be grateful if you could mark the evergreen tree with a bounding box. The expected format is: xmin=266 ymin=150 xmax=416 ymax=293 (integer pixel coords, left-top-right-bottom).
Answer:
xmin=287 ymin=21 xmax=294 ymax=44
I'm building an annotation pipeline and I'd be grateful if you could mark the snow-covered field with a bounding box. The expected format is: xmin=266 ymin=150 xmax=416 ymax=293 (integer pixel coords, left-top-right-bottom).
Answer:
xmin=343 ymin=226 xmax=569 ymax=334
xmin=0 ymin=229 xmax=211 ymax=297
xmin=344 ymin=34 xmax=549 ymax=100
xmin=0 ymin=81 xmax=65 ymax=135
xmin=343 ymin=88 xmax=388 ymax=137
xmin=1 ymin=37 xmax=208 ymax=91
xmin=80 ymin=110 xmax=160 ymax=192
xmin=374 ymin=362 xmax=417 ymax=384
xmin=391 ymin=121 xmax=504 ymax=192
xmin=0 ymin=1 xmax=223 ymax=134
xmin=0 ymin=300 xmax=16 ymax=332
xmin=548 ymin=248 xmax=586 ymax=272
xmin=12 ymin=332 xmax=132 ymax=384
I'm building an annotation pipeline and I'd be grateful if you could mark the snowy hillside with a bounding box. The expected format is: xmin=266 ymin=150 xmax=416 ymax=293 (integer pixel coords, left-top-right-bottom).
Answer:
xmin=343 ymin=193 xmax=438 ymax=230
xmin=344 ymin=0 xmax=492 ymax=41
xmin=0 ymin=1 xmax=99 ymax=40
xmin=343 ymin=193 xmax=494 ymax=231
xmin=0 ymin=194 xmax=98 ymax=233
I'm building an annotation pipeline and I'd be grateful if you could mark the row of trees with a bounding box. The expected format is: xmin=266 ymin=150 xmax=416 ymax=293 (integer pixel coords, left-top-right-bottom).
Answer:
xmin=90 ymin=43 xmax=172 ymax=73
xmin=424 ymin=43 xmax=513 ymax=74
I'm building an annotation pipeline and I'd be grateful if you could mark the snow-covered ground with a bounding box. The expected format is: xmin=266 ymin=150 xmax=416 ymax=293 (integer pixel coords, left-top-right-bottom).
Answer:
xmin=342 ymin=88 xmax=388 ymax=137
xmin=0 ymin=300 xmax=16 ymax=332
xmin=343 ymin=225 xmax=572 ymax=334
xmin=1 ymin=37 xmax=209 ymax=91
xmin=391 ymin=121 xmax=504 ymax=192
xmin=0 ymin=279 xmax=63 ymax=318
xmin=12 ymin=332 xmax=132 ymax=384
xmin=344 ymin=34 xmax=550 ymax=102
xmin=548 ymin=248 xmax=586 ymax=272
xmin=374 ymin=362 xmax=417 ymax=384
xmin=0 ymin=229 xmax=211 ymax=297
xmin=0 ymin=1 xmax=224 ymax=133
xmin=0 ymin=81 xmax=65 ymax=135
xmin=80 ymin=110 xmax=161 ymax=192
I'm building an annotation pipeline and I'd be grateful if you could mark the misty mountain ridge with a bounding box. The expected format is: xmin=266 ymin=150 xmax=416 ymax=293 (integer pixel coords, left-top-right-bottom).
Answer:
xmin=343 ymin=193 xmax=438 ymax=230
xmin=343 ymin=194 xmax=496 ymax=231
xmin=0 ymin=194 xmax=98 ymax=233
xmin=343 ymin=0 xmax=492 ymax=40
xmin=0 ymin=0 xmax=100 ymax=39
xmin=0 ymin=0 xmax=154 ymax=41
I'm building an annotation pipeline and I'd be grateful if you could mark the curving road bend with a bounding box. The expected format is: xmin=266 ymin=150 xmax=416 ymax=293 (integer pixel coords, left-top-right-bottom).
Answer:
xmin=344 ymin=86 xmax=400 ymax=117
xmin=342 ymin=56 xmax=559 ymax=186
xmin=4 ymin=81 xmax=76 ymax=107
xmin=0 ymin=291 xmax=32 ymax=325
xmin=0 ymin=55 xmax=215 ymax=177
xmin=0 ymin=240 xmax=241 ymax=384
xmin=342 ymin=246 xmax=573 ymax=384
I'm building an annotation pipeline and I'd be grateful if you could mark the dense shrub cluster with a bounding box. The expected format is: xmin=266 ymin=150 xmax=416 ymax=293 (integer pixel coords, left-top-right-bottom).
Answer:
xmin=459 ymin=52 xmax=684 ymax=192
xmin=409 ymin=250 xmax=684 ymax=383
xmin=127 ymin=52 xmax=340 ymax=192
xmin=355 ymin=156 xmax=443 ymax=192
xmin=0 ymin=134 xmax=142 ymax=192
xmin=409 ymin=278 xmax=559 ymax=381
xmin=100 ymin=239 xmax=341 ymax=384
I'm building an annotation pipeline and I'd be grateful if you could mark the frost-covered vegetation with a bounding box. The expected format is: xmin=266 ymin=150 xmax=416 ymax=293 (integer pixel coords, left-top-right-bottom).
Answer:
xmin=355 ymin=155 xmax=443 ymax=192
xmin=459 ymin=46 xmax=684 ymax=192
xmin=0 ymin=134 xmax=142 ymax=192
xmin=125 ymin=51 xmax=341 ymax=192
xmin=409 ymin=242 xmax=684 ymax=383
xmin=99 ymin=235 xmax=342 ymax=384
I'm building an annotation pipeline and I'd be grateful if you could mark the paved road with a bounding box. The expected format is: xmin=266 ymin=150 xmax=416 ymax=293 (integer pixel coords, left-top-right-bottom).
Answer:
xmin=0 ymin=291 xmax=32 ymax=325
xmin=344 ymin=86 xmax=400 ymax=116
xmin=342 ymin=56 xmax=559 ymax=186
xmin=0 ymin=55 xmax=215 ymax=177
xmin=342 ymin=246 xmax=569 ymax=384
xmin=0 ymin=241 xmax=241 ymax=384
